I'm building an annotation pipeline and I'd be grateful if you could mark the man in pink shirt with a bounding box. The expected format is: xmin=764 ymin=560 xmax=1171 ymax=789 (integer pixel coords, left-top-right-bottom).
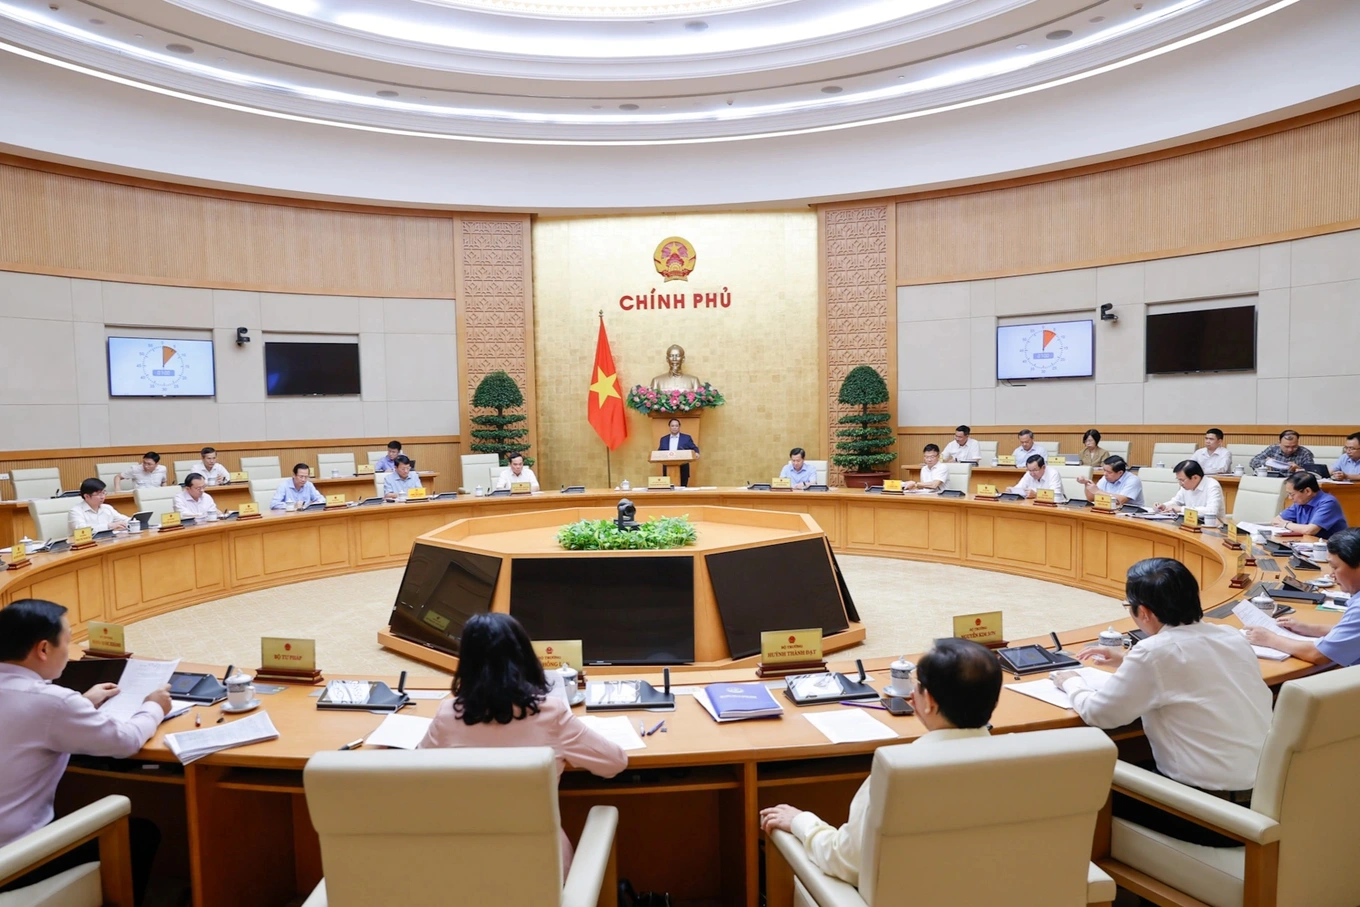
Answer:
xmin=0 ymin=599 xmax=171 ymax=903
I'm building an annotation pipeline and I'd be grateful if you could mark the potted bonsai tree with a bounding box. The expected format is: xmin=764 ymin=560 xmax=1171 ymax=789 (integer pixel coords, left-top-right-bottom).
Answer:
xmin=831 ymin=365 xmax=896 ymax=488
xmin=469 ymin=370 xmax=533 ymax=466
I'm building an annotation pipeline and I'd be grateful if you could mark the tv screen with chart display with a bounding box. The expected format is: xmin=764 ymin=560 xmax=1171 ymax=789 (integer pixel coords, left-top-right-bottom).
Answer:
xmin=107 ymin=337 xmax=216 ymax=397
xmin=996 ymin=320 xmax=1094 ymax=380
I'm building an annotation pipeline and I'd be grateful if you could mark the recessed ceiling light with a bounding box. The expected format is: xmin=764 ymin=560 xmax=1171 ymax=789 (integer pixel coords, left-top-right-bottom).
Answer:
xmin=1090 ymin=15 xmax=1105 ymax=22
xmin=590 ymin=105 xmax=602 ymax=109
xmin=133 ymin=33 xmax=143 ymax=39
xmin=1016 ymin=43 xmax=1028 ymax=48
xmin=1046 ymin=29 xmax=1073 ymax=40
xmin=684 ymin=20 xmax=707 ymax=31
xmin=88 ymin=18 xmax=103 ymax=25
xmin=897 ymin=75 xmax=906 ymax=80
xmin=166 ymin=43 xmax=194 ymax=54
xmin=619 ymin=103 xmax=639 ymax=111
xmin=376 ymin=90 xmax=398 ymax=98
xmin=821 ymin=86 xmax=843 ymax=94
xmin=47 ymin=3 xmax=58 ymax=9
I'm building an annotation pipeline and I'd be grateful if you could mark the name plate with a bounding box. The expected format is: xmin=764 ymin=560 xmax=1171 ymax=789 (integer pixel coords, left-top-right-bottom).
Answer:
xmin=760 ymin=628 xmax=824 ymax=667
xmin=229 ymin=471 xmax=249 ymax=482
xmin=532 ymin=639 xmax=583 ymax=671
xmin=325 ymin=493 xmax=347 ymax=507
xmin=977 ymin=484 xmax=999 ymax=497
xmin=1094 ymin=492 xmax=1115 ymax=510
xmin=1184 ymin=507 xmax=1200 ymax=528
xmin=239 ymin=502 xmax=260 ymax=517
xmin=882 ymin=479 xmax=904 ymax=493
xmin=510 ymin=481 xmax=533 ymax=494
xmin=87 ymin=621 xmax=126 ymax=655
xmin=1237 ymin=551 xmax=1247 ymax=574
xmin=7 ymin=540 xmax=30 ymax=569
xmin=1035 ymin=488 xmax=1056 ymax=504
xmin=953 ymin=610 xmax=1004 ymax=646
xmin=71 ymin=526 xmax=93 ymax=545
xmin=405 ymin=487 xmax=428 ymax=500
xmin=261 ymin=636 xmax=317 ymax=673
xmin=771 ymin=477 xmax=792 ymax=489
xmin=1226 ymin=517 xmax=1239 ymax=537
xmin=998 ymin=455 xmax=1016 ymax=466
xmin=648 ymin=476 xmax=673 ymax=489
xmin=159 ymin=511 xmax=182 ymax=529
xmin=356 ymin=464 xmax=375 ymax=475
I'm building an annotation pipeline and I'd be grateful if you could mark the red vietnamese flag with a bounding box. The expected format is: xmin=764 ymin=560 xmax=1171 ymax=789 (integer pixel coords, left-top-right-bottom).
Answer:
xmin=587 ymin=318 xmax=628 ymax=450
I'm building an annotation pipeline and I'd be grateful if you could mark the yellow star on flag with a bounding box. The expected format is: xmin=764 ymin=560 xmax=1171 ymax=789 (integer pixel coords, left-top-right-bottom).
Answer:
xmin=589 ymin=367 xmax=621 ymax=409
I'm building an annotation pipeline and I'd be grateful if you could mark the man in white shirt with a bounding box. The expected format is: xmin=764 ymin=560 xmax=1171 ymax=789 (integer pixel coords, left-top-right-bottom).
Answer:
xmin=758 ymin=639 xmax=1001 ymax=887
xmin=1011 ymin=429 xmax=1047 ymax=465
xmin=67 ymin=478 xmax=130 ymax=533
xmin=173 ymin=474 xmax=218 ymax=518
xmin=907 ymin=444 xmax=949 ymax=491
xmin=270 ymin=464 xmax=325 ymax=510
xmin=383 ymin=455 xmax=426 ymax=500
xmin=1077 ymin=455 xmax=1145 ymax=507
xmin=186 ymin=446 xmax=231 ymax=486
xmin=1054 ymin=558 xmax=1271 ymax=846
xmin=1006 ymin=454 xmax=1065 ymax=501
xmin=114 ymin=452 xmax=167 ymax=492
xmin=1190 ymin=428 xmax=1232 ymax=475
xmin=941 ymin=425 xmax=979 ymax=463
xmin=495 ymin=453 xmax=540 ymax=492
xmin=0 ymin=599 xmax=170 ymax=900
xmin=1156 ymin=460 xmax=1224 ymax=518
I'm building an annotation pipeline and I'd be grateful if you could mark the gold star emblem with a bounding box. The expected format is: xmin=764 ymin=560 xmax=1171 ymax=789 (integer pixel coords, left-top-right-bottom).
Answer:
xmin=589 ymin=367 xmax=621 ymax=409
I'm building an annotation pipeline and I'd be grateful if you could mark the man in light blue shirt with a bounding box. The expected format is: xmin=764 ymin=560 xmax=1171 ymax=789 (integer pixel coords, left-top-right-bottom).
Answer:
xmin=1011 ymin=429 xmax=1047 ymax=466
xmin=1274 ymin=472 xmax=1348 ymax=539
xmin=1243 ymin=528 xmax=1360 ymax=666
xmin=382 ymin=456 xmax=425 ymax=500
xmin=271 ymin=463 xmax=325 ymax=510
xmin=1078 ymin=455 xmax=1145 ymax=507
xmin=1332 ymin=432 xmax=1360 ymax=482
xmin=374 ymin=440 xmax=403 ymax=473
xmin=778 ymin=448 xmax=819 ymax=489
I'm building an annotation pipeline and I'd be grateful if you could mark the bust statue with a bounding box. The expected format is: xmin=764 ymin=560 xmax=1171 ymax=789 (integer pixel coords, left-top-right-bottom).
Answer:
xmin=650 ymin=343 xmax=701 ymax=392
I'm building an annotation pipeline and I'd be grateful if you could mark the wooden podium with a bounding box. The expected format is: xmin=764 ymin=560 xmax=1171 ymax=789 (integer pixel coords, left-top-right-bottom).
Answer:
xmin=651 ymin=411 xmax=702 ymax=485
xmin=650 ymin=449 xmax=695 ymax=486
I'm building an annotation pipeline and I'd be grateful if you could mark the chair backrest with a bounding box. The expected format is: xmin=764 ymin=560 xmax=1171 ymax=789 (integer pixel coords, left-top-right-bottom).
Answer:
xmin=95 ymin=462 xmax=135 ymax=486
xmin=976 ymin=440 xmax=998 ymax=463
xmin=134 ymin=485 xmax=180 ymax=520
xmin=1102 ymin=440 xmax=1131 ymax=461
xmin=173 ymin=460 xmax=201 ymax=484
xmin=250 ymin=477 xmax=284 ymax=508
xmin=858 ymin=727 xmax=1116 ymax=906
xmin=460 ymin=454 xmax=500 ymax=492
xmin=1252 ymin=669 xmax=1360 ymax=905
xmin=28 ymin=497 xmax=74 ymax=540
xmin=1055 ymin=465 xmax=1093 ymax=503
xmin=240 ymin=456 xmax=282 ymax=481
xmin=317 ymin=453 xmax=357 ymax=477
xmin=1150 ymin=443 xmax=1195 ymax=463
xmin=304 ymin=747 xmax=563 ymax=907
xmin=805 ymin=460 xmax=828 ymax=485
xmin=1032 ymin=440 xmax=1059 ymax=458
xmin=1233 ymin=450 xmax=1261 ymax=472
xmin=1136 ymin=467 xmax=1180 ymax=507
xmin=12 ymin=467 xmax=63 ymax=501
xmin=1310 ymin=445 xmax=1342 ymax=463
xmin=1231 ymin=476 xmax=1288 ymax=524
xmin=367 ymin=450 xmax=388 ymax=465
xmin=945 ymin=462 xmax=971 ymax=492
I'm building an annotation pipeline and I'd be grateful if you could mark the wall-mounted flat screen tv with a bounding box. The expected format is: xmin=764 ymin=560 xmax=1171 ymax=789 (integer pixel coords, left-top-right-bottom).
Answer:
xmin=1145 ymin=305 xmax=1256 ymax=374
xmin=265 ymin=341 xmax=361 ymax=396
xmin=107 ymin=337 xmax=216 ymax=397
xmin=996 ymin=320 xmax=1094 ymax=380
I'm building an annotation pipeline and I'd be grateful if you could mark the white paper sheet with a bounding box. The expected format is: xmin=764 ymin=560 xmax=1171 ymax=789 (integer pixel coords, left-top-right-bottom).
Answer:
xmin=804 ymin=709 xmax=898 ymax=745
xmin=578 ymin=715 xmax=646 ymax=751
xmin=402 ymin=690 xmax=450 ymax=701
xmin=101 ymin=658 xmax=180 ymax=721
xmin=1249 ymin=646 xmax=1290 ymax=661
xmin=1232 ymin=601 xmax=1313 ymax=641
xmin=165 ymin=700 xmax=196 ymax=721
xmin=163 ymin=711 xmax=279 ymax=765
xmin=364 ymin=714 xmax=433 ymax=749
xmin=1006 ymin=668 xmax=1112 ymax=710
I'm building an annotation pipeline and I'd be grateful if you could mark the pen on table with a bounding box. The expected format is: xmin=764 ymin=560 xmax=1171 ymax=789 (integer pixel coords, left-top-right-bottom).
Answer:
xmin=216 ymin=710 xmax=225 ymax=724
xmin=639 ymin=720 xmax=646 ymax=737
xmin=194 ymin=713 xmax=201 ymax=727
xmin=338 ymin=738 xmax=364 ymax=751
xmin=839 ymin=700 xmax=888 ymax=710
xmin=645 ymin=719 xmax=666 ymax=736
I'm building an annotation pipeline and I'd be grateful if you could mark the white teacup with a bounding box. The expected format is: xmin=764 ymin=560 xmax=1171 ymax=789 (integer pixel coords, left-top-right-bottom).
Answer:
xmin=205 ymin=510 xmax=219 ymax=522
xmin=285 ymin=501 xmax=296 ymax=512
xmin=1251 ymin=594 xmax=1277 ymax=617
xmin=1254 ymin=467 xmax=1268 ymax=476
xmin=1312 ymin=542 xmax=1329 ymax=561
xmin=225 ymin=673 xmax=255 ymax=709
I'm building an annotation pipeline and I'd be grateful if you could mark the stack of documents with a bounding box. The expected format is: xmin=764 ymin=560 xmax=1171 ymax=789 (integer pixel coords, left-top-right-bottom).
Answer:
xmin=694 ymin=683 xmax=783 ymax=722
xmin=1007 ymin=668 xmax=1112 ymax=710
xmin=1232 ymin=601 xmax=1309 ymax=660
xmin=164 ymin=711 xmax=280 ymax=764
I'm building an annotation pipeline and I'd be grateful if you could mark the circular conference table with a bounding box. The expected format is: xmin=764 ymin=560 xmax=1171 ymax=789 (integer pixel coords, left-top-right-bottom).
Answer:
xmin=7 ymin=489 xmax=1337 ymax=907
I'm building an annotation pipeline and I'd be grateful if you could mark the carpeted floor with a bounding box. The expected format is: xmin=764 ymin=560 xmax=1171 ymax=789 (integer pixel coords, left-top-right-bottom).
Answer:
xmin=123 ymin=555 xmax=1126 ymax=676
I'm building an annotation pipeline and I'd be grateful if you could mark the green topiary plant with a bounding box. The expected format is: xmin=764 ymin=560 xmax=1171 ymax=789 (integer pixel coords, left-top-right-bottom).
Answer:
xmin=556 ymin=516 xmax=697 ymax=551
xmin=469 ymin=371 xmax=533 ymax=466
xmin=830 ymin=365 xmax=897 ymax=475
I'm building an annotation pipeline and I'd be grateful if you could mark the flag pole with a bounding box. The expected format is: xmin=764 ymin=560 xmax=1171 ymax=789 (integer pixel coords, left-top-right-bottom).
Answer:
xmin=599 ymin=310 xmax=613 ymax=489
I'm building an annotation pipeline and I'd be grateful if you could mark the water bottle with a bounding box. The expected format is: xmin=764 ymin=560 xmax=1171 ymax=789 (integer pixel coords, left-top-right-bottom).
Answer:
xmin=621 ymin=478 xmax=631 ymax=491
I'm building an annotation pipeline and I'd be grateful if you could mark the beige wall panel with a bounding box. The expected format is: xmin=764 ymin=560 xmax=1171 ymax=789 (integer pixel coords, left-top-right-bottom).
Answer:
xmin=967 ymin=513 xmax=994 ymax=558
xmin=532 ymin=213 xmax=819 ymax=489
xmin=138 ymin=546 xmax=198 ymax=602
xmin=1046 ymin=523 xmax=1073 ymax=572
xmin=928 ymin=510 xmax=957 ymax=554
xmin=993 ymin=516 xmax=1047 ymax=567
xmin=1082 ymin=527 xmax=1108 ymax=581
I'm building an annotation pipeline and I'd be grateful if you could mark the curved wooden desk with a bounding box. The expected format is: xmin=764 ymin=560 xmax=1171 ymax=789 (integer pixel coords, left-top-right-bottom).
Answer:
xmin=14 ymin=490 xmax=1334 ymax=907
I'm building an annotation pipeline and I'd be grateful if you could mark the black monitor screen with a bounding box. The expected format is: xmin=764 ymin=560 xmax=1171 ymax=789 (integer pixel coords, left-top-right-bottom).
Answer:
xmin=1145 ymin=305 xmax=1256 ymax=374
xmin=705 ymin=538 xmax=849 ymax=659
xmin=265 ymin=341 xmax=361 ymax=396
xmin=509 ymin=557 xmax=694 ymax=665
xmin=388 ymin=544 xmax=502 ymax=657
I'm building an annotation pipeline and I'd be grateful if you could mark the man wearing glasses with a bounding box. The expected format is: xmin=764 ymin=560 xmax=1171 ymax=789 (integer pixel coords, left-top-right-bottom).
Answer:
xmin=1155 ymin=460 xmax=1225 ymax=519
xmin=66 ymin=478 xmax=130 ymax=533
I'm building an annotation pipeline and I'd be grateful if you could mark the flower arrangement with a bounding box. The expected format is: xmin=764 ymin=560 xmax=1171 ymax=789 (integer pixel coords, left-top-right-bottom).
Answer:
xmin=625 ymin=382 xmax=725 ymax=415
xmin=556 ymin=516 xmax=698 ymax=551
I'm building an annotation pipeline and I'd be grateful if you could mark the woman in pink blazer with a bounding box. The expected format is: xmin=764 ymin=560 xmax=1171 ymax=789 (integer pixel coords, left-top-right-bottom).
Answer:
xmin=418 ymin=612 xmax=627 ymax=871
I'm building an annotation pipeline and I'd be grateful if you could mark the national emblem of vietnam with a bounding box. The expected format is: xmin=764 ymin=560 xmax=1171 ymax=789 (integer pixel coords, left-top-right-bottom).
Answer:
xmin=653 ymin=237 xmax=696 ymax=281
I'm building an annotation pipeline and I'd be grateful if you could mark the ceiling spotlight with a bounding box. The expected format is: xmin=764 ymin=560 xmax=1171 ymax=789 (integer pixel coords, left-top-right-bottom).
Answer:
xmin=725 ymin=99 xmax=734 ymax=106
xmin=619 ymin=103 xmax=639 ymax=111
xmin=1090 ymin=15 xmax=1105 ymax=22
xmin=821 ymin=86 xmax=843 ymax=94
xmin=166 ymin=43 xmax=194 ymax=54
xmin=48 ymin=3 xmax=58 ymax=9
xmin=684 ymin=20 xmax=708 ymax=31
xmin=88 ymin=18 xmax=103 ymax=24
xmin=1016 ymin=43 xmax=1028 ymax=48
xmin=376 ymin=89 xmax=398 ymax=97
xmin=133 ymin=33 xmax=143 ymax=38
xmin=590 ymin=104 xmax=601 ymax=109
xmin=1046 ymin=29 xmax=1073 ymax=40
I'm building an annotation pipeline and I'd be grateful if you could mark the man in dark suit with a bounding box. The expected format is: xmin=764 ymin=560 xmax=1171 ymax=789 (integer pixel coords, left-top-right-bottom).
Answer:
xmin=658 ymin=417 xmax=700 ymax=486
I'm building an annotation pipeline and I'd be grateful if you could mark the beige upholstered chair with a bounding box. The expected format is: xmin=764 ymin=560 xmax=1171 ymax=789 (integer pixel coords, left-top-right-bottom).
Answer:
xmin=767 ymin=727 xmax=1118 ymax=907
xmin=1033 ymin=440 xmax=1060 ymax=459
xmin=133 ymin=485 xmax=180 ymax=521
xmin=1310 ymin=445 xmax=1342 ymax=463
xmin=806 ymin=460 xmax=829 ymax=485
xmin=1102 ymin=440 xmax=1131 ymax=462
xmin=460 ymin=453 xmax=500 ymax=493
xmin=976 ymin=440 xmax=998 ymax=463
xmin=1096 ymin=667 xmax=1360 ymax=907
xmin=316 ymin=453 xmax=356 ymax=478
xmin=0 ymin=795 xmax=135 ymax=907
xmin=366 ymin=451 xmax=387 ymax=466
xmin=1230 ymin=476 xmax=1287 ymax=525
xmin=28 ymin=498 xmax=75 ymax=541
xmin=172 ymin=460 xmax=201 ymax=484
xmin=1150 ymin=443 xmax=1195 ymax=464
xmin=944 ymin=462 xmax=971 ymax=493
xmin=1136 ymin=468 xmax=1180 ymax=507
xmin=301 ymin=747 xmax=618 ymax=907
xmin=1232 ymin=451 xmax=1260 ymax=473
xmin=1057 ymin=464 xmax=1094 ymax=503
xmin=240 ymin=456 xmax=282 ymax=481
xmin=11 ymin=468 xmax=62 ymax=501
xmin=250 ymin=477 xmax=284 ymax=509
xmin=95 ymin=462 xmax=135 ymax=487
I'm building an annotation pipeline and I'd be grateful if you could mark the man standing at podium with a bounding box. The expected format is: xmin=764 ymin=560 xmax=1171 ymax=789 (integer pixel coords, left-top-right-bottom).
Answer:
xmin=659 ymin=418 xmax=699 ymax=486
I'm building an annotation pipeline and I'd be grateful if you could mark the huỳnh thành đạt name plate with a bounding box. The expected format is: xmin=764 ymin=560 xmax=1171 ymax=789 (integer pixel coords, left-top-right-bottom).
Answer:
xmin=86 ymin=621 xmax=131 ymax=658
xmin=256 ymin=636 xmax=323 ymax=684
xmin=952 ymin=611 xmax=1007 ymax=649
xmin=756 ymin=628 xmax=827 ymax=678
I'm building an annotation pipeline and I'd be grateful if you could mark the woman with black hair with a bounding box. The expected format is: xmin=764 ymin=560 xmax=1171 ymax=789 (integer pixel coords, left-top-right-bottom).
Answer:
xmin=418 ymin=612 xmax=627 ymax=869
